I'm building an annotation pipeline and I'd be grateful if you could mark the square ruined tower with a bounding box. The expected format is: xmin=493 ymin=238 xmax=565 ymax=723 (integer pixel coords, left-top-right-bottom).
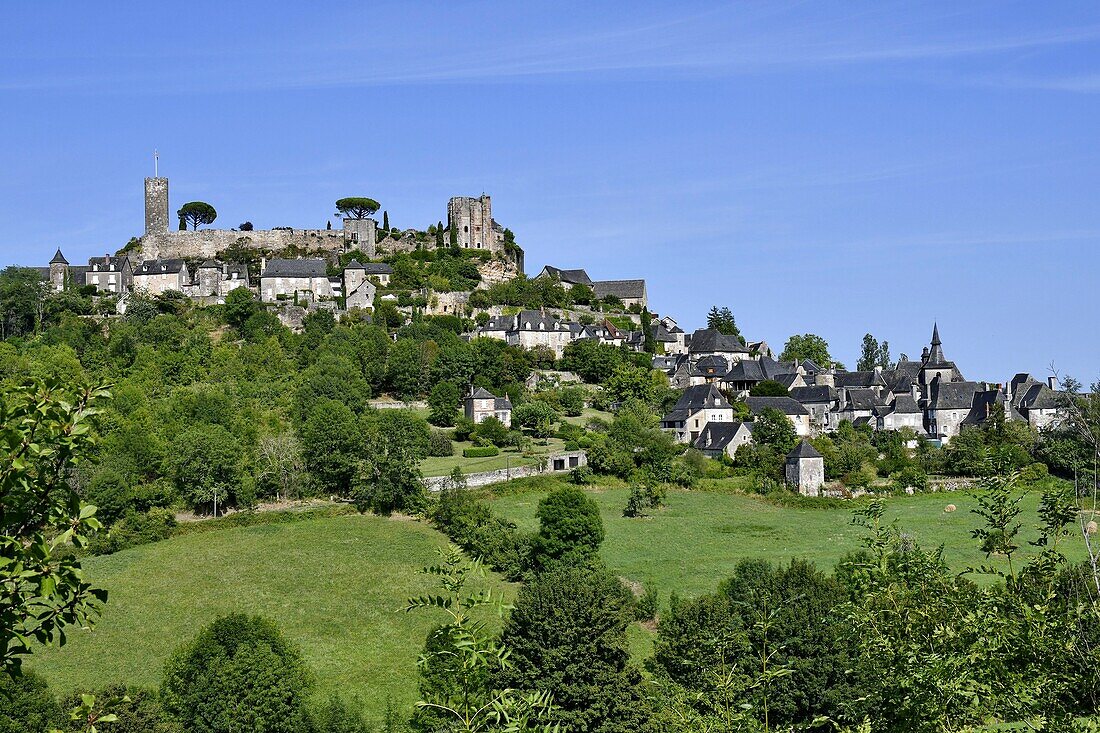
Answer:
xmin=145 ymin=177 xmax=170 ymax=235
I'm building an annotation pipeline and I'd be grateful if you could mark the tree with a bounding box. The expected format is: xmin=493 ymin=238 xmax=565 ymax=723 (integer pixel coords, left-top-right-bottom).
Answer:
xmin=335 ymin=197 xmax=380 ymax=220
xmin=512 ymin=401 xmax=558 ymax=439
xmin=300 ymin=400 xmax=362 ymax=496
xmin=351 ymin=424 xmax=426 ymax=515
xmin=0 ymin=266 xmax=48 ymax=338
xmin=176 ymin=201 xmax=217 ymax=230
xmin=161 ymin=614 xmax=313 ymax=733
xmin=752 ymin=407 xmax=797 ymax=454
xmin=166 ymin=424 xmax=243 ymax=515
xmin=706 ymin=306 xmax=743 ymax=342
xmin=382 ymin=210 xmax=390 ymax=230
xmin=779 ymin=333 xmax=833 ymax=367
xmin=497 ymin=562 xmax=651 ymax=733
xmin=857 ymin=333 xmax=892 ymax=372
xmin=407 ymin=547 xmax=557 ymax=733
xmin=1 ymin=379 xmax=110 ymax=675
xmin=223 ymin=287 xmax=258 ymax=330
xmin=239 ymin=221 xmax=254 ymax=231
xmin=428 ymin=380 xmax=462 ymax=427
xmin=435 ymin=220 xmax=444 ymax=249
xmin=750 ymin=379 xmax=789 ymax=397
xmin=256 ymin=431 xmax=304 ymax=501
xmin=641 ymin=309 xmax=657 ymax=354
xmin=532 ymin=486 xmax=604 ymax=567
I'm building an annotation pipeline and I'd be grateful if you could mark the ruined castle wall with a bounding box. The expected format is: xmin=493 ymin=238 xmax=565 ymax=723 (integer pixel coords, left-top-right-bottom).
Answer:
xmin=139 ymin=229 xmax=350 ymax=260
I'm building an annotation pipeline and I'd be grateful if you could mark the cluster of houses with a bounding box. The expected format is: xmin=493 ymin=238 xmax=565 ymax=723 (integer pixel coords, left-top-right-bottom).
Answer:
xmin=656 ymin=324 xmax=1064 ymax=467
xmin=39 ymin=249 xmax=393 ymax=311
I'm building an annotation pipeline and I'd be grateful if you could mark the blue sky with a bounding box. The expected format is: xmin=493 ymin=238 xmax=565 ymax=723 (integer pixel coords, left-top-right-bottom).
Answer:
xmin=2 ymin=1 xmax=1098 ymax=380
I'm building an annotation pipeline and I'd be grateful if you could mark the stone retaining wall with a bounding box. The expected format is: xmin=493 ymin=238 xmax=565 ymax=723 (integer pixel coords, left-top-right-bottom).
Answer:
xmin=424 ymin=450 xmax=587 ymax=491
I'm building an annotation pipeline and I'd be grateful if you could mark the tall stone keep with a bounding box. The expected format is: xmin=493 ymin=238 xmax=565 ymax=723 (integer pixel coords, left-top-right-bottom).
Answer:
xmin=145 ymin=177 xmax=170 ymax=235
xmin=447 ymin=195 xmax=494 ymax=250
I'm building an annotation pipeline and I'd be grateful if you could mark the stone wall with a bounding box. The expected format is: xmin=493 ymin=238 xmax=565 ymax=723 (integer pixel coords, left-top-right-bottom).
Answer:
xmin=423 ymin=450 xmax=587 ymax=491
xmin=138 ymin=228 xmax=349 ymax=260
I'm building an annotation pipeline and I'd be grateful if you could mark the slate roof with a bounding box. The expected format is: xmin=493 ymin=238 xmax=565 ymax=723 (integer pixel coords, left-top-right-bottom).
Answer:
xmin=723 ymin=356 xmax=798 ymax=384
xmin=834 ymin=371 xmax=887 ymax=389
xmin=775 ymin=374 xmax=801 ymax=390
xmin=882 ymin=360 xmax=921 ymax=393
xmin=136 ymin=259 xmax=186 ymax=275
xmin=470 ymin=387 xmax=495 ymax=399
xmin=49 ymin=248 xmax=68 ymax=264
xmin=540 ymin=266 xmax=592 ymax=286
xmin=745 ymin=396 xmax=809 ymax=416
xmin=361 ymin=263 xmax=394 ymax=275
xmin=261 ymin=258 xmax=327 ymax=278
xmin=88 ymin=255 xmax=130 ymax=271
xmin=671 ymin=384 xmax=731 ymax=413
xmin=691 ymin=355 xmax=729 ymax=377
xmin=198 ymin=259 xmax=220 ymax=269
xmin=693 ymin=421 xmax=752 ymax=451
xmin=928 ymin=381 xmax=981 ymax=410
xmin=892 ymin=394 xmax=921 ymax=413
xmin=801 ymin=359 xmax=823 ymax=375
xmin=790 ymin=385 xmax=835 ymax=404
xmin=592 ymin=279 xmax=646 ymax=300
xmin=787 ymin=439 xmax=822 ymax=460
xmin=842 ymin=388 xmax=880 ymax=412
xmin=480 ymin=311 xmax=569 ymax=333
xmin=1018 ymin=383 xmax=1059 ymax=411
xmin=689 ymin=328 xmax=749 ymax=354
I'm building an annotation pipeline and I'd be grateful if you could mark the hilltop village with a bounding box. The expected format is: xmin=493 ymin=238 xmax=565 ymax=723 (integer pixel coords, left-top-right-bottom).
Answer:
xmin=27 ymin=175 xmax=1066 ymax=496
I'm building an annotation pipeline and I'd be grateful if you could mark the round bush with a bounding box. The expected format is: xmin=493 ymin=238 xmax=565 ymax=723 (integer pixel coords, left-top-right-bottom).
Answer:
xmin=161 ymin=614 xmax=312 ymax=733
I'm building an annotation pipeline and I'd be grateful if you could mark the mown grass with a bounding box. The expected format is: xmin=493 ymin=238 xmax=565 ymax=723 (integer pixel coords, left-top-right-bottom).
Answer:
xmin=488 ymin=478 xmax=1089 ymax=599
xmin=31 ymin=514 xmax=513 ymax=726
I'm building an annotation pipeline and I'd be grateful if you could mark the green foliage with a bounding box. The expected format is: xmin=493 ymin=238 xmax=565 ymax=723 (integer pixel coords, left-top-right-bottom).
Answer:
xmin=749 ymin=379 xmax=788 ymax=397
xmin=471 ymin=416 xmax=510 ymax=448
xmin=778 ymin=333 xmax=832 ymax=367
xmin=308 ymin=694 xmax=372 ymax=733
xmin=176 ymin=201 xmax=217 ymax=230
xmin=335 ymin=197 xmax=380 ymax=219
xmin=161 ymin=614 xmax=313 ymax=733
xmin=407 ymin=546 xmax=557 ymax=733
xmin=750 ymin=407 xmax=797 ymax=453
xmin=463 ymin=446 xmax=500 ymax=458
xmin=0 ymin=668 xmax=63 ymax=733
xmin=512 ymin=400 xmax=558 ymax=439
xmin=166 ymin=424 xmax=243 ymax=514
xmin=0 ymin=266 xmax=50 ymax=338
xmin=496 ymin=562 xmax=651 ymax=732
xmin=60 ymin=684 xmax=176 ymax=733
xmin=301 ymin=400 xmax=362 ymax=496
xmin=0 ymin=379 xmax=110 ymax=675
xmin=427 ymin=429 xmax=454 ymax=457
xmin=431 ymin=472 xmax=531 ymax=580
xmin=352 ymin=423 xmax=426 ymax=516
xmin=705 ymin=306 xmax=742 ymax=341
xmin=856 ymin=333 xmax=892 ymax=372
xmin=222 ymin=287 xmax=258 ymax=330
xmin=532 ymin=486 xmax=604 ymax=567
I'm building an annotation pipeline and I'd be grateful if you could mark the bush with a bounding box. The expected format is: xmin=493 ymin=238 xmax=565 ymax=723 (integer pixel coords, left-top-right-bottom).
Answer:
xmin=635 ymin=583 xmax=660 ymax=621
xmin=428 ymin=430 xmax=454 ymax=457
xmin=463 ymin=445 xmax=500 ymax=458
xmin=0 ymin=669 xmax=62 ymax=733
xmin=60 ymin=684 xmax=174 ymax=733
xmin=87 ymin=507 xmax=177 ymax=555
xmin=842 ymin=461 xmax=878 ymax=489
xmin=452 ymin=417 xmax=475 ymax=442
xmin=891 ymin=465 xmax=929 ymax=493
xmin=471 ymin=416 xmax=510 ymax=447
xmin=432 ymin=479 xmax=532 ymax=580
xmin=532 ymin=486 xmax=604 ymax=567
xmin=570 ymin=465 xmax=594 ymax=485
xmin=161 ymin=614 xmax=313 ymax=733
xmin=307 ymin=694 xmax=371 ymax=733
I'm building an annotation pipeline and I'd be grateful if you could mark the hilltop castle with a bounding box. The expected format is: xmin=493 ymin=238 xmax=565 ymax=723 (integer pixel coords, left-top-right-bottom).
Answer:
xmin=138 ymin=176 xmax=518 ymax=266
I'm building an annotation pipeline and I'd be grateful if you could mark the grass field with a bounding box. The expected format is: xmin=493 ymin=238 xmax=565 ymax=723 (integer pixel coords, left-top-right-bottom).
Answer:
xmin=488 ymin=480 xmax=1090 ymax=598
xmin=31 ymin=514 xmax=512 ymax=725
xmin=421 ymin=438 xmax=567 ymax=476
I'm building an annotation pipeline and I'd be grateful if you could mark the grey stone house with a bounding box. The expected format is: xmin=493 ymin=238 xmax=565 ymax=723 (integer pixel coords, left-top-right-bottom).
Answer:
xmin=661 ymin=384 xmax=735 ymax=444
xmin=786 ymin=440 xmax=825 ymax=496
xmin=133 ymin=259 xmax=189 ymax=295
xmin=464 ymin=387 xmax=512 ymax=427
xmin=259 ymin=258 xmax=333 ymax=303
xmin=694 ymin=421 xmax=754 ymax=460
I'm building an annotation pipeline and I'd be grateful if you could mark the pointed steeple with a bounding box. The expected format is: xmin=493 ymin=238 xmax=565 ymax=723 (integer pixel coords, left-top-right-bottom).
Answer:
xmin=49 ymin=248 xmax=68 ymax=265
xmin=928 ymin=323 xmax=945 ymax=364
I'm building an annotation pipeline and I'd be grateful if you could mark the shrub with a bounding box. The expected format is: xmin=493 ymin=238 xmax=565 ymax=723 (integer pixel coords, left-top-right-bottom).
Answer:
xmin=452 ymin=417 xmax=475 ymax=442
xmin=428 ymin=430 xmax=454 ymax=457
xmin=570 ymin=465 xmax=594 ymax=485
xmin=60 ymin=684 xmax=174 ymax=733
xmin=532 ymin=486 xmax=604 ymax=567
xmin=432 ymin=479 xmax=531 ymax=580
xmin=463 ymin=446 xmax=500 ymax=458
xmin=635 ymin=583 xmax=660 ymax=621
xmin=161 ymin=614 xmax=313 ymax=733
xmin=0 ymin=669 xmax=62 ymax=733
xmin=307 ymin=694 xmax=371 ymax=733
xmin=891 ymin=465 xmax=929 ymax=493
xmin=471 ymin=416 xmax=509 ymax=447
xmin=87 ymin=507 xmax=177 ymax=556
xmin=843 ymin=461 xmax=878 ymax=489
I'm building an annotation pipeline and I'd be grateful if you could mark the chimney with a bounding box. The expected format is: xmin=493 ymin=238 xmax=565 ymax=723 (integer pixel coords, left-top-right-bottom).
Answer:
xmin=1047 ymin=376 xmax=1058 ymax=391
xmin=911 ymin=382 xmax=920 ymax=401
xmin=260 ymin=257 xmax=267 ymax=273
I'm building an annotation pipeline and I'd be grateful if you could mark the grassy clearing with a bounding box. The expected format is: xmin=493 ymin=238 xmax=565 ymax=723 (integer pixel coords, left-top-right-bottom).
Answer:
xmin=421 ymin=438 xmax=568 ymax=476
xmin=488 ymin=479 xmax=1088 ymax=599
xmin=31 ymin=514 xmax=512 ymax=726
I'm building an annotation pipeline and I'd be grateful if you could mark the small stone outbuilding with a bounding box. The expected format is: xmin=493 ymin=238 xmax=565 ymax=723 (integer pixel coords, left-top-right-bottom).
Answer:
xmin=785 ymin=439 xmax=824 ymax=496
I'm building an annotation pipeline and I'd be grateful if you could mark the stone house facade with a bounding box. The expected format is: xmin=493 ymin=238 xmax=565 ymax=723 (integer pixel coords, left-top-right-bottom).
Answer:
xmin=133 ymin=259 xmax=190 ymax=295
xmin=464 ymin=387 xmax=512 ymax=427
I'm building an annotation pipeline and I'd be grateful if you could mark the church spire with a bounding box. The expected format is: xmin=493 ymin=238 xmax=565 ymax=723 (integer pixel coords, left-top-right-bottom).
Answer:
xmin=928 ymin=323 xmax=945 ymax=364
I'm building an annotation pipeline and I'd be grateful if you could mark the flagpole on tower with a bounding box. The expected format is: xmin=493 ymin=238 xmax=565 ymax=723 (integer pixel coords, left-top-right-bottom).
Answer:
xmin=154 ymin=149 xmax=159 ymax=177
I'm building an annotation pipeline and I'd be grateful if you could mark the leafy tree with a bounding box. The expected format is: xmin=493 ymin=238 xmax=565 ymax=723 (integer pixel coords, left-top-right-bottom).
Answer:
xmin=223 ymin=287 xmax=258 ymax=330
xmin=351 ymin=423 xmax=426 ymax=515
xmin=435 ymin=220 xmax=444 ymax=249
xmin=857 ymin=333 xmax=892 ymax=372
xmin=239 ymin=221 xmax=253 ymax=231
xmin=471 ymin=416 xmax=510 ymax=447
xmin=532 ymin=486 xmax=604 ymax=567
xmin=512 ymin=400 xmax=558 ymax=439
xmin=176 ymin=201 xmax=217 ymax=230
xmin=750 ymin=379 xmax=788 ymax=397
xmin=301 ymin=400 xmax=362 ymax=496
xmin=497 ymin=562 xmax=651 ymax=733
xmin=60 ymin=684 xmax=175 ymax=733
xmin=751 ymin=407 xmax=797 ymax=454
xmin=161 ymin=614 xmax=313 ymax=733
xmin=408 ymin=547 xmax=557 ymax=733
xmin=779 ymin=333 xmax=833 ymax=368
xmin=559 ymin=386 xmax=585 ymax=417
xmin=428 ymin=380 xmax=462 ymax=427
xmin=0 ymin=266 xmax=48 ymax=338
xmin=1 ymin=379 xmax=110 ymax=675
xmin=335 ymin=197 xmax=380 ymax=220
xmin=166 ymin=424 xmax=243 ymax=514
xmin=641 ymin=309 xmax=657 ymax=354
xmin=706 ymin=306 xmax=742 ymax=341
xmin=382 ymin=210 xmax=390 ymax=230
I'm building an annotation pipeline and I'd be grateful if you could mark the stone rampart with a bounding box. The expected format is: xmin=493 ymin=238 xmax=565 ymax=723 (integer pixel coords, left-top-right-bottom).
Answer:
xmin=139 ymin=229 xmax=349 ymax=260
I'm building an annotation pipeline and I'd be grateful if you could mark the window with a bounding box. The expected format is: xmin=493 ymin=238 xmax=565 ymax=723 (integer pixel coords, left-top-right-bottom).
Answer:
xmin=463 ymin=225 xmax=469 ymax=232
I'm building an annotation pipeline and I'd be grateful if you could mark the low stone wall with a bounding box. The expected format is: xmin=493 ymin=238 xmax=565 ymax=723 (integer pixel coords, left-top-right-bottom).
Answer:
xmin=370 ymin=400 xmax=429 ymax=411
xmin=424 ymin=450 xmax=587 ymax=491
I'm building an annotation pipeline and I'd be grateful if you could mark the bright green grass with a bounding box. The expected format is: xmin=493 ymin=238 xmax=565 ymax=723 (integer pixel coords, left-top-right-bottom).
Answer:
xmin=489 ymin=483 xmax=1089 ymax=599
xmin=31 ymin=514 xmax=512 ymax=725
